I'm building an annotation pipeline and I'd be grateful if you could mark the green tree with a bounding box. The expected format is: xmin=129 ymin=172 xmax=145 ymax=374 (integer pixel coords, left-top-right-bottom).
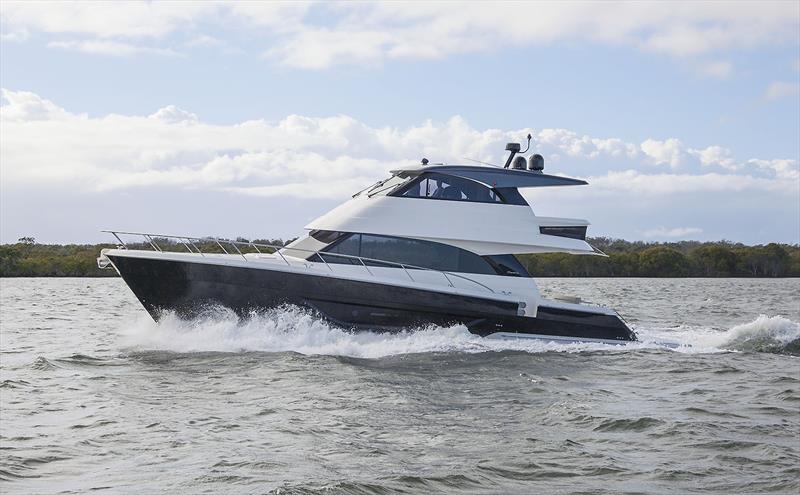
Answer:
xmin=639 ymin=247 xmax=690 ymax=277
xmin=691 ymin=245 xmax=737 ymax=276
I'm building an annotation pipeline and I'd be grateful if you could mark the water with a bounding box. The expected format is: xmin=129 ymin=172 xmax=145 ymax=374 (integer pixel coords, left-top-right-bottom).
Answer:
xmin=1 ymin=278 xmax=798 ymax=494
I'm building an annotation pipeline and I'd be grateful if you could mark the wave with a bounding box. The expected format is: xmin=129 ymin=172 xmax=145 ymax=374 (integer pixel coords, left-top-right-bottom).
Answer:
xmin=636 ymin=314 xmax=800 ymax=355
xmin=120 ymin=305 xmax=800 ymax=358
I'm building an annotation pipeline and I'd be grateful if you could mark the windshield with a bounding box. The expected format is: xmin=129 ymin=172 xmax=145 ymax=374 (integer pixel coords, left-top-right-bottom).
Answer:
xmin=396 ymin=172 xmax=503 ymax=203
xmin=365 ymin=175 xmax=411 ymax=197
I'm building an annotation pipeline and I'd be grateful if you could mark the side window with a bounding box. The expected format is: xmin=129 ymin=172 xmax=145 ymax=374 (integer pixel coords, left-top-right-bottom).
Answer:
xmin=309 ymin=230 xmax=346 ymax=244
xmin=325 ymin=233 xmax=360 ymax=255
xmin=319 ymin=233 xmax=362 ymax=265
xmin=319 ymin=233 xmax=498 ymax=275
xmin=397 ymin=173 xmax=503 ymax=204
xmin=359 ymin=234 xmax=458 ymax=272
xmin=483 ymin=254 xmax=531 ymax=277
xmin=458 ymin=250 xmax=498 ymax=275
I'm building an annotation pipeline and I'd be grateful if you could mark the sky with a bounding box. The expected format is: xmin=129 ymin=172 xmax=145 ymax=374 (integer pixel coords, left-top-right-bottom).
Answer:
xmin=0 ymin=0 xmax=798 ymax=245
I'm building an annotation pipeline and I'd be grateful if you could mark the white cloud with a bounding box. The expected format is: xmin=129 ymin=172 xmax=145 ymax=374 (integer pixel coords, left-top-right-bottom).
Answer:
xmin=588 ymin=170 xmax=796 ymax=196
xmin=0 ymin=1 xmax=307 ymax=38
xmin=763 ymin=81 xmax=800 ymax=101
xmin=641 ymin=138 xmax=685 ymax=168
xmin=266 ymin=2 xmax=799 ymax=69
xmin=1 ymin=88 xmax=797 ymax=244
xmin=263 ymin=28 xmax=394 ymax=70
xmin=1 ymin=2 xmax=216 ymax=39
xmin=47 ymin=40 xmax=180 ymax=57
xmin=148 ymin=105 xmax=199 ymax=125
xmin=642 ymin=227 xmax=703 ymax=238
xmin=0 ymin=88 xmax=78 ymax=121
xmin=1 ymin=89 xmax=796 ymax=202
xmin=747 ymin=158 xmax=800 ymax=181
xmin=1 ymin=1 xmax=797 ymax=68
xmin=689 ymin=145 xmax=739 ymax=170
xmin=536 ymin=129 xmax=639 ymax=160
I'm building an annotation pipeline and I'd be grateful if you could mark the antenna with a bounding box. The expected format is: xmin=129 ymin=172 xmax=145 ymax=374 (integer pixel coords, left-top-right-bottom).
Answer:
xmin=503 ymin=133 xmax=533 ymax=168
xmin=462 ymin=157 xmax=499 ymax=167
xmin=520 ymin=133 xmax=532 ymax=153
xmin=503 ymin=142 xmax=520 ymax=168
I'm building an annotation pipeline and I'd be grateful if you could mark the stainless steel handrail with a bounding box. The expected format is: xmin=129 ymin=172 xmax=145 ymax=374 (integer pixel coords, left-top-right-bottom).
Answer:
xmin=102 ymin=230 xmax=496 ymax=294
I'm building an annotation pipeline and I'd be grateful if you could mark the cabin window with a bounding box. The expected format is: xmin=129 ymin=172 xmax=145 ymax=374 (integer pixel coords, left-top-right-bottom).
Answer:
xmin=482 ymin=254 xmax=531 ymax=277
xmin=393 ymin=172 xmax=504 ymax=204
xmin=316 ymin=233 xmax=503 ymax=275
xmin=539 ymin=226 xmax=587 ymax=240
xmin=309 ymin=230 xmax=346 ymax=244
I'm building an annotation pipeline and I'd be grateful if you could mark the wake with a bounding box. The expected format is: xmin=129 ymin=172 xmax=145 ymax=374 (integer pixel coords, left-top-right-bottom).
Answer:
xmin=119 ymin=305 xmax=800 ymax=358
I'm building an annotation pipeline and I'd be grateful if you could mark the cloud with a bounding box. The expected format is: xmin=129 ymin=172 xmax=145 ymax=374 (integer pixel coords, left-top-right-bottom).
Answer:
xmin=2 ymin=2 xmax=216 ymax=39
xmin=763 ymin=81 xmax=800 ymax=101
xmin=1 ymin=88 xmax=797 ymax=244
xmin=0 ymin=88 xmax=78 ymax=121
xmin=1 ymin=1 xmax=797 ymax=68
xmin=266 ymin=2 xmax=800 ymax=69
xmin=747 ymin=158 xmax=800 ymax=181
xmin=642 ymin=227 xmax=703 ymax=238
xmin=148 ymin=105 xmax=199 ymax=125
xmin=641 ymin=138 xmax=685 ymax=168
xmin=1 ymin=89 xmax=796 ymax=203
xmin=588 ymin=170 xmax=796 ymax=196
xmin=689 ymin=145 xmax=738 ymax=170
xmin=0 ymin=1 xmax=308 ymax=39
xmin=47 ymin=40 xmax=180 ymax=57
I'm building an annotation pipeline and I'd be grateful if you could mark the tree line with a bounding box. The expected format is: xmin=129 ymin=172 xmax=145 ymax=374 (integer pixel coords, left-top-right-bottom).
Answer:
xmin=1 ymin=236 xmax=798 ymax=278
xmin=516 ymin=238 xmax=800 ymax=277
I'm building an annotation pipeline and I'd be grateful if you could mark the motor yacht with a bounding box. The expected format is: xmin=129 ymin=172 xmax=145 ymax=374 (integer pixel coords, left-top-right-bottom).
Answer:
xmin=98 ymin=137 xmax=637 ymax=344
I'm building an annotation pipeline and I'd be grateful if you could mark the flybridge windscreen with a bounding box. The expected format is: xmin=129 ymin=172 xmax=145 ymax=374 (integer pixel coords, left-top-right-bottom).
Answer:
xmin=395 ymin=172 xmax=504 ymax=204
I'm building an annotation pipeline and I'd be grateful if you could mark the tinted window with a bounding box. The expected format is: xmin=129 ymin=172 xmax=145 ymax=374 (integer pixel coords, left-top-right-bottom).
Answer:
xmin=309 ymin=230 xmax=346 ymax=244
xmin=539 ymin=226 xmax=587 ymax=240
xmin=325 ymin=233 xmax=360 ymax=254
xmin=483 ymin=254 xmax=531 ymax=277
xmin=395 ymin=172 xmax=503 ymax=204
xmin=320 ymin=233 xmax=363 ymax=265
xmin=316 ymin=233 xmax=498 ymax=275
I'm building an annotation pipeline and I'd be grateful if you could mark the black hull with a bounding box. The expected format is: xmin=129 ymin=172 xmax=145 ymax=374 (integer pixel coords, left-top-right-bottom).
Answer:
xmin=107 ymin=255 xmax=636 ymax=342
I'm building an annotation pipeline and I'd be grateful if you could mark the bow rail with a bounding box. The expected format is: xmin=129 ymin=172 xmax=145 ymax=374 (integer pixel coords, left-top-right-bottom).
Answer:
xmin=101 ymin=230 xmax=496 ymax=295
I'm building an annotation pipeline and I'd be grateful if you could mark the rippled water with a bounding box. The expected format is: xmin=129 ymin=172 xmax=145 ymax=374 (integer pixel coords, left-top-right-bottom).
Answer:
xmin=1 ymin=277 xmax=798 ymax=494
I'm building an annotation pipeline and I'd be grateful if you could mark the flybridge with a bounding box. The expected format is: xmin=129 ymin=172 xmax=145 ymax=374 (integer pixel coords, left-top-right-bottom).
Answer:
xmin=391 ymin=165 xmax=587 ymax=189
xmin=391 ymin=134 xmax=588 ymax=189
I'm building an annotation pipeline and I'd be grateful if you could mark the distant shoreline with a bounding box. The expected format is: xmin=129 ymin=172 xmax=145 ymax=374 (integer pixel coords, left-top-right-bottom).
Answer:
xmin=1 ymin=238 xmax=798 ymax=278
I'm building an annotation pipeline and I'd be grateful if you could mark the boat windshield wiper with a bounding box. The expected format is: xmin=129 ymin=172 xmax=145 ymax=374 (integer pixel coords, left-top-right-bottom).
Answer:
xmin=353 ymin=180 xmax=383 ymax=198
xmin=367 ymin=176 xmax=409 ymax=197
